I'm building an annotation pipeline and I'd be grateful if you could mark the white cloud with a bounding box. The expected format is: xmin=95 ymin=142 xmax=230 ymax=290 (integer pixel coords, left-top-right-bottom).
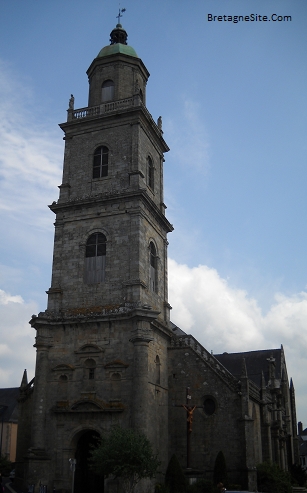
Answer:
xmin=0 ymin=59 xmax=63 ymax=231
xmin=0 ymin=289 xmax=36 ymax=387
xmin=0 ymin=289 xmax=23 ymax=305
xmin=168 ymin=258 xmax=307 ymax=425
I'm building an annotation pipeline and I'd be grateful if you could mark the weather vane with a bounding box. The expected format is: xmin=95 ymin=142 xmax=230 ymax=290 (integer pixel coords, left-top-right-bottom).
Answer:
xmin=117 ymin=6 xmax=126 ymax=23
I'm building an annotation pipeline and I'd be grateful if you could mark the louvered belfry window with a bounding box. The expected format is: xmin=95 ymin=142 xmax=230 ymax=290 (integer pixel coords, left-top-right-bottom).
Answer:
xmin=149 ymin=242 xmax=157 ymax=292
xmin=93 ymin=146 xmax=109 ymax=179
xmin=84 ymin=233 xmax=106 ymax=284
xmin=101 ymin=80 xmax=114 ymax=102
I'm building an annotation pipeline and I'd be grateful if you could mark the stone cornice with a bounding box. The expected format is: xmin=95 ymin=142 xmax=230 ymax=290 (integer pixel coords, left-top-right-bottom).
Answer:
xmin=49 ymin=188 xmax=174 ymax=233
xmin=30 ymin=304 xmax=161 ymax=327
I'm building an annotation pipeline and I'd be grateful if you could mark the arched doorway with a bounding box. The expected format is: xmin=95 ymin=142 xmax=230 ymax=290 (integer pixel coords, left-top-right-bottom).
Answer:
xmin=74 ymin=430 xmax=104 ymax=493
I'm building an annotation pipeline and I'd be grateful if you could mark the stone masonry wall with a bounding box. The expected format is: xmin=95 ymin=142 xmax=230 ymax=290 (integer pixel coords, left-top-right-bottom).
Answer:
xmin=168 ymin=346 xmax=246 ymax=484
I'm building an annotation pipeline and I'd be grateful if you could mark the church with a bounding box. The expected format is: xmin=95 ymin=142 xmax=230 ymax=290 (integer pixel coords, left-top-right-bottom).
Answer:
xmin=15 ymin=21 xmax=299 ymax=493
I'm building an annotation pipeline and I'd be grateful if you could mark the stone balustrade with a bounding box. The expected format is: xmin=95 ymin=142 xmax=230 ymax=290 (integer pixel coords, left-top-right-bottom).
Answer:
xmin=170 ymin=334 xmax=241 ymax=391
xmin=68 ymin=95 xmax=139 ymax=121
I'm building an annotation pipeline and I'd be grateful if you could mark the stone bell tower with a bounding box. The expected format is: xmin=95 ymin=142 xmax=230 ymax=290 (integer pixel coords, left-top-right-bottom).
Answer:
xmin=18 ymin=21 xmax=173 ymax=493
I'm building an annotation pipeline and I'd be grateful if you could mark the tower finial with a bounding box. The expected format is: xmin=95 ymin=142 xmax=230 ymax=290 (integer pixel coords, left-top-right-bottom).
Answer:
xmin=110 ymin=11 xmax=128 ymax=45
xmin=116 ymin=6 xmax=126 ymax=24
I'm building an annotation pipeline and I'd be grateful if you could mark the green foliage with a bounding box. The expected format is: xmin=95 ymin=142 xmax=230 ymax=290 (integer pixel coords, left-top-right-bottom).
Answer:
xmin=90 ymin=427 xmax=160 ymax=493
xmin=155 ymin=483 xmax=169 ymax=493
xmin=187 ymin=479 xmax=213 ymax=493
xmin=165 ymin=454 xmax=186 ymax=493
xmin=0 ymin=454 xmax=12 ymax=476
xmin=290 ymin=463 xmax=307 ymax=487
xmin=213 ymin=451 xmax=227 ymax=486
xmin=257 ymin=462 xmax=292 ymax=493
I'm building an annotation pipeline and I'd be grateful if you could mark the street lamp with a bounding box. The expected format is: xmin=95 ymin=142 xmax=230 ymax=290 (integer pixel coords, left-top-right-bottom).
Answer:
xmin=69 ymin=458 xmax=76 ymax=493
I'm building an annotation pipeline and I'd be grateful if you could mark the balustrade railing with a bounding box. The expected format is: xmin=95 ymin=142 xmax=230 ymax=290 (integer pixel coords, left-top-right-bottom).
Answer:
xmin=170 ymin=334 xmax=239 ymax=390
xmin=69 ymin=96 xmax=139 ymax=121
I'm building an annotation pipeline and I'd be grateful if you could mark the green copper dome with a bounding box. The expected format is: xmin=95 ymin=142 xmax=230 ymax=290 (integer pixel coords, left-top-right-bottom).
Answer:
xmin=97 ymin=23 xmax=138 ymax=59
xmin=98 ymin=43 xmax=138 ymax=58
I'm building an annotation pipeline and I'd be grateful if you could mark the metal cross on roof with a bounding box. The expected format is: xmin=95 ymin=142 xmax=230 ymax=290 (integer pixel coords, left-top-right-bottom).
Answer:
xmin=117 ymin=7 xmax=126 ymax=23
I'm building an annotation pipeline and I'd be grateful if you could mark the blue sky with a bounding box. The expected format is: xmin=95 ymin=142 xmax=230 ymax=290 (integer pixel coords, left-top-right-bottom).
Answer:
xmin=0 ymin=0 xmax=307 ymax=426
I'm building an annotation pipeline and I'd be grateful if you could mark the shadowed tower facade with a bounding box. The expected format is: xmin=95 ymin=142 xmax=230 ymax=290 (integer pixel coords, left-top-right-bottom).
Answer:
xmin=17 ymin=22 xmax=173 ymax=493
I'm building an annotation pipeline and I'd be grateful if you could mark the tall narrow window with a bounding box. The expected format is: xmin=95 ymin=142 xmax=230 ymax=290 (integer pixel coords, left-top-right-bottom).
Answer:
xmin=155 ymin=355 xmax=161 ymax=385
xmin=101 ymin=80 xmax=114 ymax=102
xmin=111 ymin=372 xmax=121 ymax=400
xmin=93 ymin=146 xmax=109 ymax=179
xmin=84 ymin=359 xmax=96 ymax=391
xmin=148 ymin=156 xmax=154 ymax=190
xmin=84 ymin=233 xmax=106 ymax=284
xmin=149 ymin=242 xmax=157 ymax=292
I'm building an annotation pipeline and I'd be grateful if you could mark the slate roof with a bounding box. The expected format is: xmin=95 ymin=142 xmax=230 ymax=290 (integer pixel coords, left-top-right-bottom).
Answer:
xmin=214 ymin=348 xmax=283 ymax=388
xmin=300 ymin=439 xmax=307 ymax=456
xmin=0 ymin=387 xmax=19 ymax=423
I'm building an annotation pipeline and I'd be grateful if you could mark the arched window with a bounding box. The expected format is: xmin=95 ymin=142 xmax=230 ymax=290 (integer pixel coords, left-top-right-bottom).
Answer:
xmin=84 ymin=233 xmax=106 ymax=284
xmin=101 ymin=80 xmax=114 ymax=102
xmin=147 ymin=156 xmax=154 ymax=190
xmin=93 ymin=146 xmax=109 ymax=179
xmin=149 ymin=242 xmax=157 ymax=292
xmin=155 ymin=355 xmax=161 ymax=385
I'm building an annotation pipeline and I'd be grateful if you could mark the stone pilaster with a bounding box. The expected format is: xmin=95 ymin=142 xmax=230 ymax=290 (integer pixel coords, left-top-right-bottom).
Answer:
xmin=129 ymin=310 xmax=156 ymax=433
xmin=30 ymin=332 xmax=52 ymax=452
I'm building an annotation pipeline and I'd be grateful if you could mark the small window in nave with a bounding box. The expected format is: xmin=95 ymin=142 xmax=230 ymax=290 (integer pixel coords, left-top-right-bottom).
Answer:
xmin=203 ymin=397 xmax=216 ymax=416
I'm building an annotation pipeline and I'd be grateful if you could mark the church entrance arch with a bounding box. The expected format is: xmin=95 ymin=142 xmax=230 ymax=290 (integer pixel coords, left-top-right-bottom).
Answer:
xmin=73 ymin=429 xmax=104 ymax=493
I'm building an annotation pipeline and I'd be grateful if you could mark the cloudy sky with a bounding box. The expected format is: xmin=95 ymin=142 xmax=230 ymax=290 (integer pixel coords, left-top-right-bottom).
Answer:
xmin=1 ymin=0 xmax=307 ymax=426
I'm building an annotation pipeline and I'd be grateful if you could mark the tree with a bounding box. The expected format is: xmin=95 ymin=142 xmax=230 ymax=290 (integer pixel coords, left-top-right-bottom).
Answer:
xmin=165 ymin=454 xmax=186 ymax=493
xmin=213 ymin=451 xmax=227 ymax=487
xmin=257 ymin=462 xmax=292 ymax=493
xmin=90 ymin=427 xmax=160 ymax=493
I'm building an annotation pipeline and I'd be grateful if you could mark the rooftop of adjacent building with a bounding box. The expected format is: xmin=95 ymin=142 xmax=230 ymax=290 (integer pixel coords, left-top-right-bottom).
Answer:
xmin=298 ymin=421 xmax=307 ymax=438
xmin=0 ymin=387 xmax=19 ymax=423
xmin=214 ymin=348 xmax=284 ymax=388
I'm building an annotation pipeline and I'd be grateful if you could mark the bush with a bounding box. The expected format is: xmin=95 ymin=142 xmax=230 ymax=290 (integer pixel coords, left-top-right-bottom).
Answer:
xmin=155 ymin=484 xmax=169 ymax=493
xmin=165 ymin=454 xmax=186 ymax=493
xmin=213 ymin=451 xmax=227 ymax=487
xmin=257 ymin=462 xmax=292 ymax=493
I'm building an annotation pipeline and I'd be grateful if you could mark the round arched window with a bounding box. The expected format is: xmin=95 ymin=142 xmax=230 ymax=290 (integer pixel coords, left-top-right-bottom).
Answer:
xmin=203 ymin=397 xmax=216 ymax=416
